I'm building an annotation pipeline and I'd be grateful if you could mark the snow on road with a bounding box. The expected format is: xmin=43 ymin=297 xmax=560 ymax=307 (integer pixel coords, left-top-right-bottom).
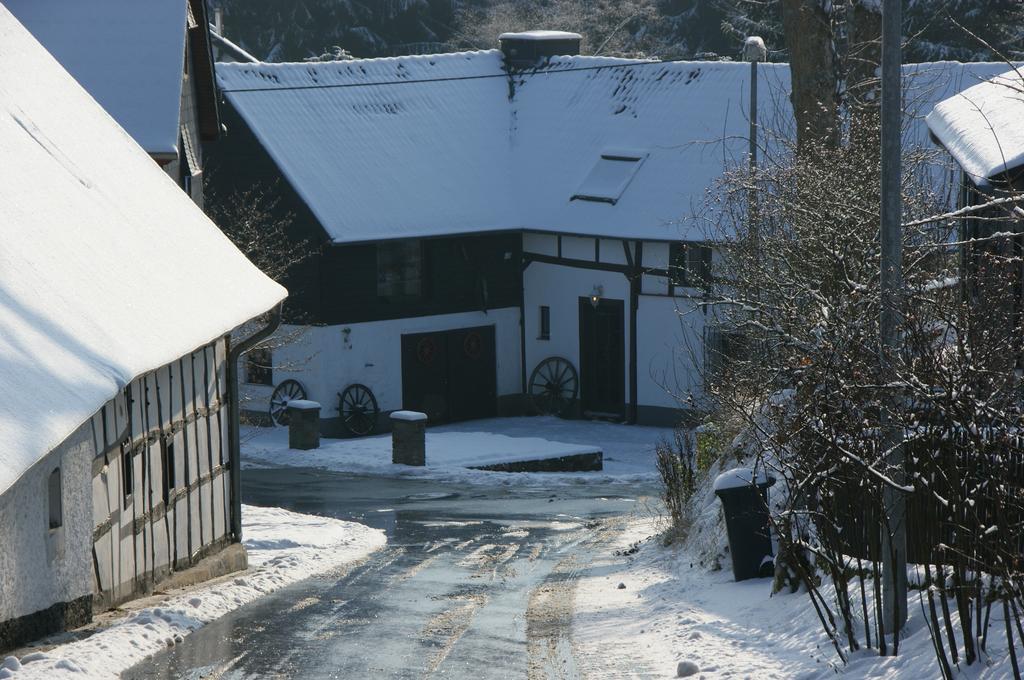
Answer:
xmin=1 ymin=505 xmax=385 ymax=679
xmin=242 ymin=416 xmax=672 ymax=486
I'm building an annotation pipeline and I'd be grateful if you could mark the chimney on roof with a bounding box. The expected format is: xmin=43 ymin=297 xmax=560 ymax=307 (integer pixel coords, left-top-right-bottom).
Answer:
xmin=499 ymin=31 xmax=582 ymax=70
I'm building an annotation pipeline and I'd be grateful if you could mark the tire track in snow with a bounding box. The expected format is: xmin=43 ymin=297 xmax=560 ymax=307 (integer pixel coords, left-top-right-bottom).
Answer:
xmin=526 ymin=516 xmax=629 ymax=679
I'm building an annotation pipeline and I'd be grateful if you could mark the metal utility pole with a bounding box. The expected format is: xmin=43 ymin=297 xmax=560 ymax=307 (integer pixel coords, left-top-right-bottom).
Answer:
xmin=880 ymin=0 xmax=907 ymax=638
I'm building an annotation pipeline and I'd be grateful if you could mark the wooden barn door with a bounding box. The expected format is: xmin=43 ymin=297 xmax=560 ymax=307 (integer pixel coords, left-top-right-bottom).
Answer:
xmin=579 ymin=298 xmax=625 ymax=419
xmin=401 ymin=325 xmax=497 ymax=423
xmin=401 ymin=331 xmax=450 ymax=421
xmin=447 ymin=326 xmax=497 ymax=421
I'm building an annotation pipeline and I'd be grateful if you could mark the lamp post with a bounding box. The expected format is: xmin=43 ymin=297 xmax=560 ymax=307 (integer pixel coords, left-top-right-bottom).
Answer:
xmin=743 ymin=36 xmax=767 ymax=174
xmin=743 ymin=36 xmax=766 ymax=245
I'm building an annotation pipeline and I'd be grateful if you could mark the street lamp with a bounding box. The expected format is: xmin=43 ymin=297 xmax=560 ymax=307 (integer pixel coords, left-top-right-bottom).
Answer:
xmin=743 ymin=36 xmax=767 ymax=174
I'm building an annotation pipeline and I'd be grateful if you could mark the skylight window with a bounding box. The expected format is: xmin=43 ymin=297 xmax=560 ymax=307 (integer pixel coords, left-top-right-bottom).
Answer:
xmin=572 ymin=151 xmax=646 ymax=205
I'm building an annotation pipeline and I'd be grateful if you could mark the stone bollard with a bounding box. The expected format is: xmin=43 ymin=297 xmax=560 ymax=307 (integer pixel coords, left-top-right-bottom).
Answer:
xmin=287 ymin=400 xmax=321 ymax=450
xmin=391 ymin=411 xmax=427 ymax=466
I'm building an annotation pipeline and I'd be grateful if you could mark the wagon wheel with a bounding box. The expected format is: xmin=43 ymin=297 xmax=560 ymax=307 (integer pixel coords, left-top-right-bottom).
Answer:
xmin=338 ymin=383 xmax=380 ymax=436
xmin=269 ymin=379 xmax=307 ymax=426
xmin=529 ymin=357 xmax=578 ymax=417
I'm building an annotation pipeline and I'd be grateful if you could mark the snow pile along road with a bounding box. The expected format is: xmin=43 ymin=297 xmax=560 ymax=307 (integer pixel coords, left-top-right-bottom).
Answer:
xmin=572 ymin=517 xmax=831 ymax=679
xmin=573 ymin=515 xmax=1023 ymax=679
xmin=1 ymin=505 xmax=385 ymax=679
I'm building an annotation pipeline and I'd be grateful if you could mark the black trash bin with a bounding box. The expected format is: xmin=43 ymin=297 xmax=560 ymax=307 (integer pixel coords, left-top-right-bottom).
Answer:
xmin=714 ymin=468 xmax=776 ymax=581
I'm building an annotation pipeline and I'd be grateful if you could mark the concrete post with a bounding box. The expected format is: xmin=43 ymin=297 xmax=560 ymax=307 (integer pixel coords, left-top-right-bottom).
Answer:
xmin=391 ymin=411 xmax=427 ymax=466
xmin=287 ymin=400 xmax=321 ymax=451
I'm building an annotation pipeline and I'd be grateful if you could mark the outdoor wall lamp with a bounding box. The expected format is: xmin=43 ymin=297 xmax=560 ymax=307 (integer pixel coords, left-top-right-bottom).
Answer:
xmin=589 ymin=284 xmax=604 ymax=308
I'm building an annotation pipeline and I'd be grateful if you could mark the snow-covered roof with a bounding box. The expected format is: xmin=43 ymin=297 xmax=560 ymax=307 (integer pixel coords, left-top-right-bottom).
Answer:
xmin=926 ymin=68 xmax=1024 ymax=185
xmin=498 ymin=30 xmax=582 ymax=41
xmin=0 ymin=8 xmax=286 ymax=495
xmin=218 ymin=53 xmax=1008 ymax=244
xmin=5 ymin=0 xmax=189 ymax=156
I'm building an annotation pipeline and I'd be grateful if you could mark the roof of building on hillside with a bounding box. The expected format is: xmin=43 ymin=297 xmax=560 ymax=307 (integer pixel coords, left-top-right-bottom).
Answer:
xmin=7 ymin=0 xmax=193 ymax=155
xmin=0 ymin=7 xmax=286 ymax=495
xmin=926 ymin=68 xmax=1024 ymax=185
xmin=218 ymin=52 xmax=1008 ymax=245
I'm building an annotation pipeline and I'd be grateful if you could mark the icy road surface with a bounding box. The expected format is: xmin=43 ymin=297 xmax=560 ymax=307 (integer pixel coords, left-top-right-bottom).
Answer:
xmin=124 ymin=468 xmax=658 ymax=679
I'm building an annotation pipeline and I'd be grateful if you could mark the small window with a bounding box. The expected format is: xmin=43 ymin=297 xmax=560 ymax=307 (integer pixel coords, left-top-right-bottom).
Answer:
xmin=670 ymin=242 xmax=711 ymax=289
xmin=121 ymin=441 xmax=133 ymax=507
xmin=377 ymin=240 xmax=422 ymax=298
xmin=571 ymin=152 xmax=646 ymax=204
xmin=706 ymin=327 xmax=748 ymax=380
xmin=539 ymin=306 xmax=551 ymax=340
xmin=245 ymin=347 xmax=273 ymax=385
xmin=161 ymin=438 xmax=175 ymax=506
xmin=48 ymin=468 xmax=62 ymax=530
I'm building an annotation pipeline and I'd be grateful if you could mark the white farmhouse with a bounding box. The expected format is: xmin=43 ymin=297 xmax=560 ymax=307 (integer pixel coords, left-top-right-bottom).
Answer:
xmin=208 ymin=33 xmax=1008 ymax=434
xmin=0 ymin=8 xmax=285 ymax=650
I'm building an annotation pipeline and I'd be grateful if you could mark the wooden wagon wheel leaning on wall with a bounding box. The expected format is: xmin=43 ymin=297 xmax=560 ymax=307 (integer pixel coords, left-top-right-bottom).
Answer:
xmin=269 ymin=379 xmax=307 ymax=426
xmin=529 ymin=357 xmax=579 ymax=417
xmin=337 ymin=383 xmax=380 ymax=436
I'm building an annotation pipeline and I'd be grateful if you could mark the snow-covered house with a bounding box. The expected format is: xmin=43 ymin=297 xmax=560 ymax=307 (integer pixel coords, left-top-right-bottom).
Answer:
xmin=927 ymin=69 xmax=1024 ymax=318
xmin=0 ymin=9 xmax=285 ymax=651
xmin=927 ymin=70 xmax=1024 ymax=221
xmin=210 ymin=34 xmax=1008 ymax=434
xmin=927 ymin=69 xmax=1024 ymax=193
xmin=6 ymin=0 xmax=220 ymax=207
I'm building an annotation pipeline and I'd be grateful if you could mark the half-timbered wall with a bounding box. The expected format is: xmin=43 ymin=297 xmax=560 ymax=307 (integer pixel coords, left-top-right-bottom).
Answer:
xmin=522 ymin=232 xmax=706 ymax=425
xmin=243 ymin=310 xmax=523 ymax=435
xmin=88 ymin=337 xmax=231 ymax=610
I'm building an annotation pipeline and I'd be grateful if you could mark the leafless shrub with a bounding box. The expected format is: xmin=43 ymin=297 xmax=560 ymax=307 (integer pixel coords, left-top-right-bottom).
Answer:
xmin=206 ymin=180 xmax=320 ymax=405
xmin=656 ymin=429 xmax=698 ymax=537
xmin=698 ymin=109 xmax=1024 ymax=672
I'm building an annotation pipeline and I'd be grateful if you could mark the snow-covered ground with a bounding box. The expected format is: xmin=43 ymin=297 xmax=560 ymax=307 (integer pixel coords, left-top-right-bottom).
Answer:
xmin=575 ymin=514 xmax=1023 ymax=679
xmin=242 ymin=416 xmax=673 ymax=486
xmin=1 ymin=505 xmax=385 ymax=679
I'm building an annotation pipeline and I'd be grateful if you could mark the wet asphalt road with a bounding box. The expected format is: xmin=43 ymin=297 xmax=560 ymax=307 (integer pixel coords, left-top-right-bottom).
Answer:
xmin=123 ymin=468 xmax=656 ymax=679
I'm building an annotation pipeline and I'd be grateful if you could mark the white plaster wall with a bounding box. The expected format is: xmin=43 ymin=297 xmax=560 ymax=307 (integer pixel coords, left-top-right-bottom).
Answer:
xmin=561 ymin=235 xmax=594 ymax=261
xmin=637 ymin=295 xmax=707 ymax=409
xmin=599 ymin=239 xmax=628 ymax=265
xmin=245 ymin=308 xmax=523 ymax=414
xmin=0 ymin=422 xmax=94 ymax=622
xmin=523 ymin=232 xmax=557 ymax=256
xmin=523 ymin=251 xmax=705 ymax=412
xmin=523 ymin=260 xmax=631 ymax=395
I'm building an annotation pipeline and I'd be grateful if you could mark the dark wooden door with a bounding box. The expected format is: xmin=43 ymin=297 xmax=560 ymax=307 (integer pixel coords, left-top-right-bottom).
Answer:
xmin=579 ymin=298 xmax=625 ymax=418
xmin=401 ymin=325 xmax=497 ymax=423
xmin=401 ymin=331 xmax=449 ymax=421
xmin=446 ymin=325 xmax=497 ymax=421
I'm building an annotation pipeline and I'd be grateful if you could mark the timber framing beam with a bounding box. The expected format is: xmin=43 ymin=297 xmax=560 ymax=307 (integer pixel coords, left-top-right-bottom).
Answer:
xmin=522 ymin=251 xmax=630 ymax=274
